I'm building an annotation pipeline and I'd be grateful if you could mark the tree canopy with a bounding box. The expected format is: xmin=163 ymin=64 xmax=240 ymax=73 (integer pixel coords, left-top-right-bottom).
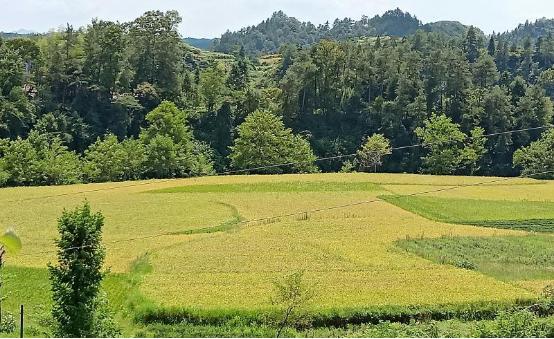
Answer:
xmin=230 ymin=110 xmax=317 ymax=174
xmin=0 ymin=10 xmax=553 ymax=187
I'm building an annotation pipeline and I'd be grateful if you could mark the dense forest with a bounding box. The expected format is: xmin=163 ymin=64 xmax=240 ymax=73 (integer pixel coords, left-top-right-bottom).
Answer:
xmin=212 ymin=9 xmax=475 ymax=55
xmin=0 ymin=9 xmax=554 ymax=187
xmin=210 ymin=9 xmax=554 ymax=56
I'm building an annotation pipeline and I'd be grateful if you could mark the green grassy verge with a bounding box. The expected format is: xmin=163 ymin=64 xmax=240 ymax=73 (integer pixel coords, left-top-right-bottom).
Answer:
xmin=134 ymin=300 xmax=536 ymax=328
xmin=149 ymin=181 xmax=382 ymax=194
xmin=1 ymin=266 xmax=130 ymax=337
xmin=143 ymin=315 xmax=554 ymax=338
xmin=381 ymin=195 xmax=554 ymax=232
xmin=471 ymin=220 xmax=554 ymax=232
xmin=170 ymin=202 xmax=244 ymax=235
xmin=396 ymin=235 xmax=554 ymax=281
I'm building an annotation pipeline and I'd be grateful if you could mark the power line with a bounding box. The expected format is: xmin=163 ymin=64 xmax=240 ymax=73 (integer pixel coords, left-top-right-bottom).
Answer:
xmin=222 ymin=124 xmax=554 ymax=174
xmin=6 ymin=179 xmax=177 ymax=203
xmin=4 ymin=124 xmax=553 ymax=203
xmin=18 ymin=169 xmax=554 ymax=258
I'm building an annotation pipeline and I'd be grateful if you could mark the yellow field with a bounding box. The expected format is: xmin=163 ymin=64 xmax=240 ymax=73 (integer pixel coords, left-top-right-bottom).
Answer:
xmin=3 ymin=173 xmax=553 ymax=312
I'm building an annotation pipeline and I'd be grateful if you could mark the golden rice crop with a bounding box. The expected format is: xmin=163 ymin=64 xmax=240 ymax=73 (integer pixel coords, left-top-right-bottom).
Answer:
xmin=1 ymin=173 xmax=547 ymax=312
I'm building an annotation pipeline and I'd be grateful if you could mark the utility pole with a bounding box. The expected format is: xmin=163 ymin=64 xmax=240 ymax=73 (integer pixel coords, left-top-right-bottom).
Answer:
xmin=19 ymin=304 xmax=23 ymax=338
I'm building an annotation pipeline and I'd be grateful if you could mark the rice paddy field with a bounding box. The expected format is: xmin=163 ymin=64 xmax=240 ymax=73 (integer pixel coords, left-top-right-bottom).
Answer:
xmin=2 ymin=173 xmax=554 ymax=336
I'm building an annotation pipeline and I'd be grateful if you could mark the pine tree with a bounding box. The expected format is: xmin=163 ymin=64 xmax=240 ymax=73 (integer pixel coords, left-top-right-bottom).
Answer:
xmin=487 ymin=35 xmax=496 ymax=56
xmin=464 ymin=26 xmax=480 ymax=63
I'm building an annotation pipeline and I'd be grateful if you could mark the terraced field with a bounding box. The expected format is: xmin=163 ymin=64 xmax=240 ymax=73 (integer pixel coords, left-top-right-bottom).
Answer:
xmin=2 ymin=173 xmax=554 ymax=335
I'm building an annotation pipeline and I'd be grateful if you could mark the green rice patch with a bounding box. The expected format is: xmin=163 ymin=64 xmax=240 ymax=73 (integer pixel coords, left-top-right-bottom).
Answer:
xmin=150 ymin=181 xmax=382 ymax=194
xmin=472 ymin=220 xmax=554 ymax=233
xmin=396 ymin=235 xmax=554 ymax=281
xmin=381 ymin=195 xmax=554 ymax=232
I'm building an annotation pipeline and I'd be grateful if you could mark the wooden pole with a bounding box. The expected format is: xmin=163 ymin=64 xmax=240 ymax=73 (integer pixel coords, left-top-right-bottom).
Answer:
xmin=19 ymin=304 xmax=23 ymax=338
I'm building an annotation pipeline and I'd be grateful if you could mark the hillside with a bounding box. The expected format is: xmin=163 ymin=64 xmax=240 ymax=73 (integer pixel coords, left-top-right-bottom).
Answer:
xmin=500 ymin=17 xmax=554 ymax=44
xmin=0 ymin=31 xmax=37 ymax=39
xmin=184 ymin=37 xmax=214 ymax=50
xmin=211 ymin=8 xmax=474 ymax=55
xmin=422 ymin=20 xmax=469 ymax=37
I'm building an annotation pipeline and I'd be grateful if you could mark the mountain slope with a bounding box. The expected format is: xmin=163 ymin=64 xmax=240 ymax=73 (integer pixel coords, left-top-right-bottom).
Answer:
xmin=212 ymin=9 xmax=424 ymax=55
xmin=500 ymin=18 xmax=554 ymax=44
xmin=184 ymin=37 xmax=214 ymax=50
xmin=211 ymin=8 xmax=481 ymax=55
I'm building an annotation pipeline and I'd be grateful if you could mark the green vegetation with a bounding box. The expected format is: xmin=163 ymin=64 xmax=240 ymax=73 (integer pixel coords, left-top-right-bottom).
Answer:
xmin=150 ymin=181 xmax=381 ymax=193
xmin=2 ymin=266 xmax=129 ymax=337
xmin=397 ymin=235 xmax=554 ymax=281
xmin=1 ymin=8 xmax=554 ymax=188
xmin=415 ymin=115 xmax=486 ymax=175
xmin=170 ymin=202 xmax=243 ymax=235
xmin=229 ymin=110 xmax=317 ymax=174
xmin=2 ymin=4 xmax=554 ymax=336
xmin=355 ymin=134 xmax=392 ymax=172
xmin=143 ymin=312 xmax=554 ymax=338
xmin=381 ymin=195 xmax=554 ymax=232
xmin=213 ymin=9 xmax=461 ymax=56
xmin=514 ymin=129 xmax=554 ymax=179
xmin=48 ymin=202 xmax=119 ymax=337
xmin=0 ymin=229 xmax=21 ymax=334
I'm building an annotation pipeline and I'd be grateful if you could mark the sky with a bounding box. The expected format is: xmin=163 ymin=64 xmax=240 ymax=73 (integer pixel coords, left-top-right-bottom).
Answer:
xmin=1 ymin=0 xmax=553 ymax=38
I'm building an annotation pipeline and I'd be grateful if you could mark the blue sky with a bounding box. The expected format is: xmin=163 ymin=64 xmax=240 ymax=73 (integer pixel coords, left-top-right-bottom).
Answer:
xmin=0 ymin=0 xmax=553 ymax=38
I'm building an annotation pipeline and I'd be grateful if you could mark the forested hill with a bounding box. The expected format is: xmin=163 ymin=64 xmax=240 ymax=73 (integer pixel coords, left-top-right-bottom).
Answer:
xmin=184 ymin=37 xmax=214 ymax=50
xmin=212 ymin=8 xmax=476 ymax=55
xmin=499 ymin=18 xmax=554 ymax=44
xmin=1 ymin=9 xmax=554 ymax=189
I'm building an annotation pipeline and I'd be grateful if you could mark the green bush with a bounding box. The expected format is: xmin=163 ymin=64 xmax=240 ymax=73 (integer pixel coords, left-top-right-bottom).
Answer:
xmin=0 ymin=312 xmax=16 ymax=333
xmin=513 ymin=129 xmax=554 ymax=179
xmin=140 ymin=101 xmax=214 ymax=178
xmin=230 ymin=110 xmax=318 ymax=174
xmin=0 ymin=131 xmax=82 ymax=186
xmin=83 ymin=134 xmax=129 ymax=182
xmin=474 ymin=310 xmax=554 ymax=338
xmin=454 ymin=259 xmax=477 ymax=270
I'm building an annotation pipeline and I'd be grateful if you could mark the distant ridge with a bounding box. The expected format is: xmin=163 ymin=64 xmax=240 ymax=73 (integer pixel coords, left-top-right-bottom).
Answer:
xmin=184 ymin=37 xmax=214 ymax=50
xmin=499 ymin=18 xmax=554 ymax=43
xmin=211 ymin=8 xmax=476 ymax=55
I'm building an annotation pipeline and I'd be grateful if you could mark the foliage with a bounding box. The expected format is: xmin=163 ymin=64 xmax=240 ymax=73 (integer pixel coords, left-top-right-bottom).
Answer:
xmin=475 ymin=310 xmax=554 ymax=338
xmin=415 ymin=115 xmax=486 ymax=175
xmin=199 ymin=63 xmax=227 ymax=111
xmin=0 ymin=312 xmax=15 ymax=334
xmin=230 ymin=110 xmax=317 ymax=173
xmin=214 ymin=9 xmax=434 ymax=56
xmin=0 ymin=131 xmax=82 ymax=186
xmin=127 ymin=10 xmax=184 ymax=98
xmin=83 ymin=134 xmax=130 ymax=182
xmin=271 ymin=271 xmax=314 ymax=336
xmin=0 ymin=229 xmax=21 ymax=334
xmin=513 ymin=129 xmax=554 ymax=179
xmin=140 ymin=101 xmax=213 ymax=178
xmin=1 ymin=11 xmax=554 ymax=187
xmin=356 ymin=134 xmax=392 ymax=172
xmin=48 ymin=202 xmax=118 ymax=337
xmin=0 ymin=229 xmax=21 ymax=255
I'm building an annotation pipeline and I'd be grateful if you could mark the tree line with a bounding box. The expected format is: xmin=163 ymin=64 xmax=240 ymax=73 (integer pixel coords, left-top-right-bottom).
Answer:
xmin=213 ymin=9 xmax=427 ymax=56
xmin=275 ymin=27 xmax=554 ymax=177
xmin=1 ymin=10 xmax=554 ymax=188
